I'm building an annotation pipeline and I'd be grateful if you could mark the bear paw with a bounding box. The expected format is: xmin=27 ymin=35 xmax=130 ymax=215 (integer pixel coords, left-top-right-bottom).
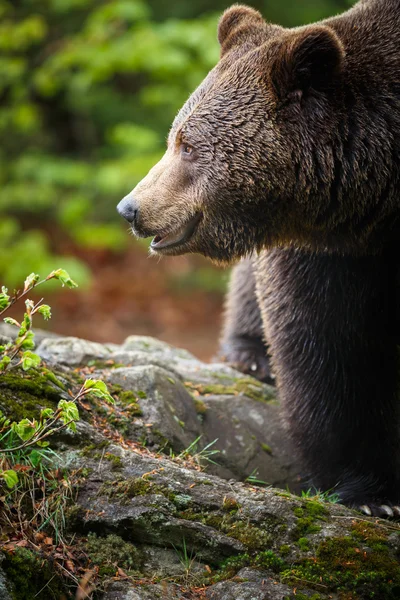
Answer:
xmin=217 ymin=336 xmax=274 ymax=384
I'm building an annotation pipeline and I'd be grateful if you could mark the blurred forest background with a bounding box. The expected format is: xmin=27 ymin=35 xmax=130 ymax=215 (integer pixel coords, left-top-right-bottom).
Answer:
xmin=1 ymin=0 xmax=353 ymax=359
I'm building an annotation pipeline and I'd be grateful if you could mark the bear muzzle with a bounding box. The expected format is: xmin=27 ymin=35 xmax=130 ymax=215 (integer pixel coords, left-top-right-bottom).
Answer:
xmin=117 ymin=193 xmax=155 ymax=238
xmin=150 ymin=212 xmax=203 ymax=252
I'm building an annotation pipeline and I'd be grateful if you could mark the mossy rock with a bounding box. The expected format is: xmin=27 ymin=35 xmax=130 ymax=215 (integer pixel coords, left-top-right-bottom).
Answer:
xmin=281 ymin=536 xmax=400 ymax=599
xmin=85 ymin=533 xmax=142 ymax=578
xmin=1 ymin=547 xmax=65 ymax=600
xmin=184 ymin=377 xmax=275 ymax=404
xmin=0 ymin=369 xmax=65 ymax=421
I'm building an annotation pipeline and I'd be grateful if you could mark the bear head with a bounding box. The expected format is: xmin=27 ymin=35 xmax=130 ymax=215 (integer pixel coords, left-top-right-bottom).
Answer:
xmin=118 ymin=5 xmax=346 ymax=262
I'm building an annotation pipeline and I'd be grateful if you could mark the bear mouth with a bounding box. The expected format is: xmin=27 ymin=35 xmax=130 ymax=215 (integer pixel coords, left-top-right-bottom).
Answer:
xmin=150 ymin=213 xmax=202 ymax=251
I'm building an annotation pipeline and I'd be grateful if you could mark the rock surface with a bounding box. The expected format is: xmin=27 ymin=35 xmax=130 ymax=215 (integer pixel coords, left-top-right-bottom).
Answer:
xmin=1 ymin=331 xmax=400 ymax=600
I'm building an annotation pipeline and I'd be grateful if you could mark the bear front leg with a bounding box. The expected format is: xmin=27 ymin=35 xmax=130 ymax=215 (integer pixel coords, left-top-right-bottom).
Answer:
xmin=218 ymin=256 xmax=273 ymax=383
xmin=255 ymin=247 xmax=400 ymax=516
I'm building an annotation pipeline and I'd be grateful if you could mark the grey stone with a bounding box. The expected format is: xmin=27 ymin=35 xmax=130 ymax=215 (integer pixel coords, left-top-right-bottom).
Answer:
xmin=37 ymin=336 xmax=118 ymax=365
xmin=200 ymin=394 xmax=299 ymax=491
xmin=121 ymin=335 xmax=195 ymax=362
xmin=205 ymin=568 xmax=330 ymax=599
xmin=101 ymin=580 xmax=187 ymax=599
xmin=107 ymin=365 xmax=201 ymax=451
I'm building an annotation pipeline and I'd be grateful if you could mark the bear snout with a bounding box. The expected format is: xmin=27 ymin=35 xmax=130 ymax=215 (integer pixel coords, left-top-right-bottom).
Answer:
xmin=117 ymin=193 xmax=139 ymax=225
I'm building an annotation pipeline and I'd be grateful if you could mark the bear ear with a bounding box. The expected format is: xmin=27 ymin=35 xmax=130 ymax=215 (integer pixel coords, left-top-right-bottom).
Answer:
xmin=218 ymin=5 xmax=268 ymax=57
xmin=270 ymin=26 xmax=345 ymax=101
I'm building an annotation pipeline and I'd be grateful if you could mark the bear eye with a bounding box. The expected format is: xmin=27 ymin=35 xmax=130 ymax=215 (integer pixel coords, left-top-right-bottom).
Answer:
xmin=181 ymin=143 xmax=194 ymax=158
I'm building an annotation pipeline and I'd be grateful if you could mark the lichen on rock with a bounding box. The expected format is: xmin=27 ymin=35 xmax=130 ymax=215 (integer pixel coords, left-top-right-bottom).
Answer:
xmin=0 ymin=331 xmax=399 ymax=600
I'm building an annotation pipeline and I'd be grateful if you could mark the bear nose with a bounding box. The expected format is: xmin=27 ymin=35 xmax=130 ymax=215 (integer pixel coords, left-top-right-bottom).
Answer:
xmin=117 ymin=194 xmax=139 ymax=224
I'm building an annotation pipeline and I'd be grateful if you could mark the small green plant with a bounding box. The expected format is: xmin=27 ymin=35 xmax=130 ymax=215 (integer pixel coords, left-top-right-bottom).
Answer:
xmin=0 ymin=269 xmax=77 ymax=373
xmin=245 ymin=469 xmax=270 ymax=487
xmin=0 ymin=269 xmax=114 ymax=491
xmin=0 ymin=378 xmax=114 ymax=489
xmin=0 ymin=269 xmax=116 ymax=592
xmin=300 ymin=487 xmax=340 ymax=504
xmin=172 ymin=538 xmax=203 ymax=587
xmin=171 ymin=435 xmax=220 ymax=468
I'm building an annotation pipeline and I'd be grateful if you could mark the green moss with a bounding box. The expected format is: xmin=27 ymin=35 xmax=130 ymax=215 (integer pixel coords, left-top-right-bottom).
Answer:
xmin=261 ymin=443 xmax=272 ymax=455
xmin=281 ymin=536 xmax=400 ymax=598
xmin=99 ymin=477 xmax=178 ymax=504
xmin=86 ymin=533 xmax=141 ymax=577
xmin=0 ymin=370 xmax=63 ymax=421
xmin=104 ymin=452 xmax=123 ymax=469
xmin=222 ymin=496 xmax=240 ymax=513
xmin=211 ymin=549 xmax=286 ymax=584
xmin=224 ymin=521 xmax=271 ymax=549
xmin=211 ymin=553 xmax=251 ymax=582
xmin=87 ymin=359 xmax=124 ymax=369
xmin=292 ymin=501 xmax=327 ymax=541
xmin=108 ymin=383 xmax=146 ymax=404
xmin=297 ymin=537 xmax=310 ymax=552
xmin=350 ymin=521 xmax=389 ymax=548
xmin=193 ymin=399 xmax=207 ymax=415
xmin=254 ymin=550 xmax=286 ymax=573
xmin=227 ymin=521 xmax=272 ymax=549
xmin=292 ymin=517 xmax=321 ymax=539
xmin=2 ymin=547 xmax=65 ymax=599
xmin=303 ymin=499 xmax=329 ymax=517
xmin=118 ymin=390 xmax=142 ymax=416
xmin=80 ymin=440 xmax=110 ymax=457
xmin=279 ymin=544 xmax=291 ymax=556
xmin=184 ymin=378 xmax=275 ymax=404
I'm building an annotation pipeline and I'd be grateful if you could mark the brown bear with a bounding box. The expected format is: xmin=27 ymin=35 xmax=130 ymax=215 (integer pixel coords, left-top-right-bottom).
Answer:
xmin=117 ymin=0 xmax=400 ymax=516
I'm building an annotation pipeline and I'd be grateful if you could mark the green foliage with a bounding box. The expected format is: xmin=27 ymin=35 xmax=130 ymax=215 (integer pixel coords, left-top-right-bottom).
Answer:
xmin=0 ymin=269 xmax=113 ymax=497
xmin=0 ymin=0 xmax=220 ymax=284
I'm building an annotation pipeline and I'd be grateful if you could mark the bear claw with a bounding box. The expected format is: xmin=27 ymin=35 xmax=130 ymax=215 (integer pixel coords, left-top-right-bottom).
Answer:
xmin=358 ymin=503 xmax=400 ymax=518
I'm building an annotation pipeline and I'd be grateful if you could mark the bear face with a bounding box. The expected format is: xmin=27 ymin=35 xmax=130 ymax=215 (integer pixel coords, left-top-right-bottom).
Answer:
xmin=118 ymin=3 xmax=400 ymax=261
xmin=118 ymin=6 xmax=350 ymax=262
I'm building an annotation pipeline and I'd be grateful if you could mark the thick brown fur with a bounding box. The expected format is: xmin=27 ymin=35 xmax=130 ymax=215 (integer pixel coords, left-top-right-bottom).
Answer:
xmin=118 ymin=0 xmax=400 ymax=512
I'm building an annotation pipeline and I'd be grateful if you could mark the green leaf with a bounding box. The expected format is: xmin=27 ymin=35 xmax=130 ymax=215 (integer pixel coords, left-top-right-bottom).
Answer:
xmin=37 ymin=304 xmax=51 ymax=320
xmin=2 ymin=469 xmax=18 ymax=489
xmin=17 ymin=330 xmax=35 ymax=350
xmin=48 ymin=268 xmax=78 ymax=289
xmin=3 ymin=317 xmax=20 ymax=327
xmin=58 ymin=399 xmax=79 ymax=429
xmin=0 ymin=287 xmax=10 ymax=311
xmin=23 ymin=272 xmax=40 ymax=291
xmin=28 ymin=449 xmax=43 ymax=466
xmin=35 ymin=440 xmax=49 ymax=448
xmin=83 ymin=379 xmax=114 ymax=404
xmin=12 ymin=418 xmax=37 ymax=441
xmin=0 ymin=355 xmax=11 ymax=372
xmin=40 ymin=407 xmax=54 ymax=420
xmin=23 ymin=311 xmax=32 ymax=330
xmin=0 ymin=411 xmax=10 ymax=429
xmin=21 ymin=350 xmax=41 ymax=371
